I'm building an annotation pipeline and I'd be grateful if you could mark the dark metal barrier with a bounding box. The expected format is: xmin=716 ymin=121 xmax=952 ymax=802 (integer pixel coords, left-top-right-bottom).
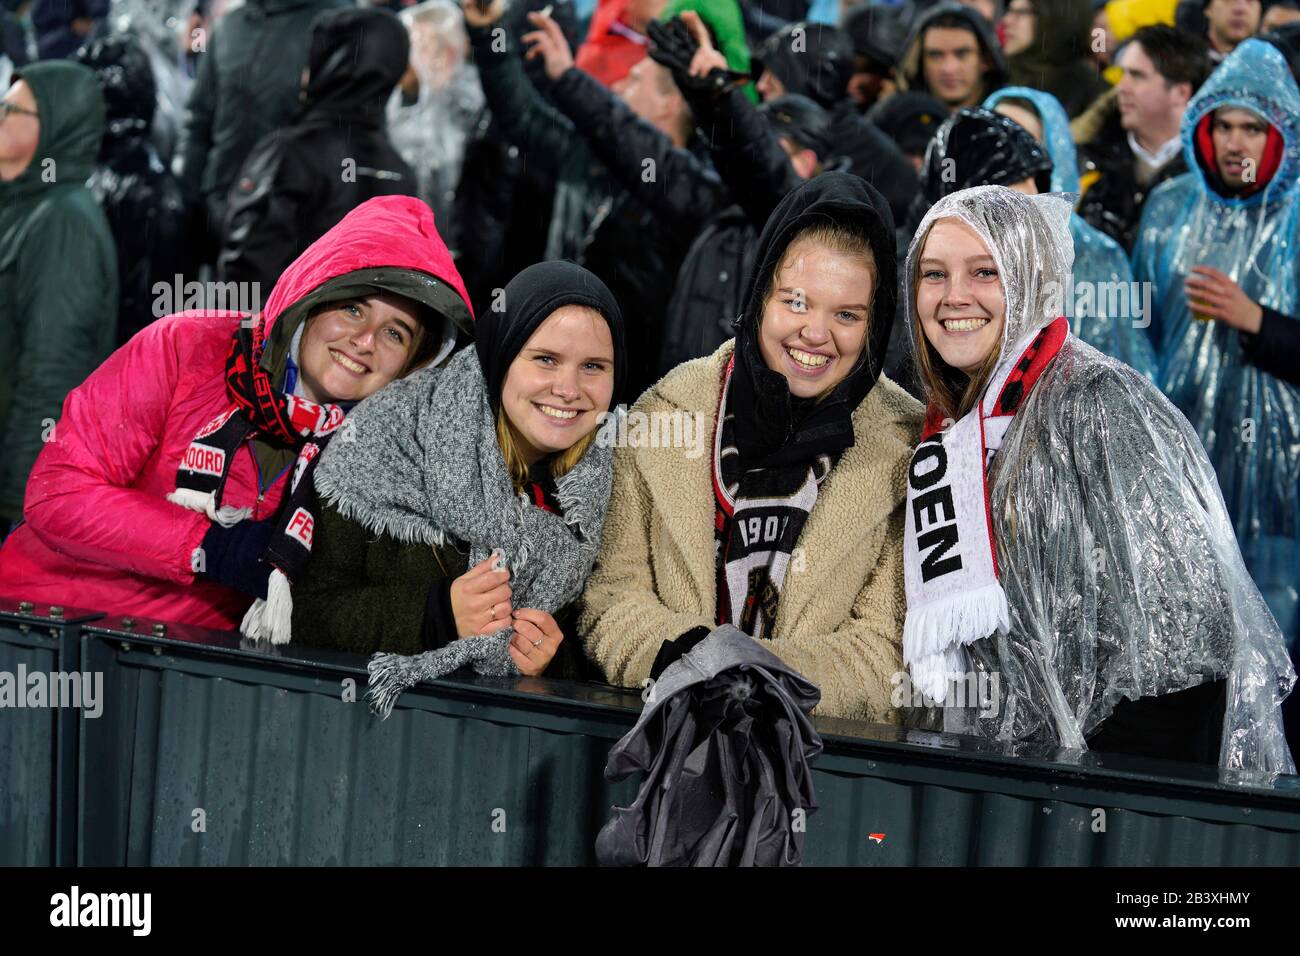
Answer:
xmin=0 ymin=598 xmax=102 ymax=866
xmin=76 ymin=615 xmax=642 ymax=865
xmin=4 ymin=593 xmax=1300 ymax=865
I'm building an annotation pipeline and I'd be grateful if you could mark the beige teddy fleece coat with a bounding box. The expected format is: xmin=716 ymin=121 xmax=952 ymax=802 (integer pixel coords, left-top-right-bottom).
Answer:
xmin=578 ymin=340 xmax=924 ymax=723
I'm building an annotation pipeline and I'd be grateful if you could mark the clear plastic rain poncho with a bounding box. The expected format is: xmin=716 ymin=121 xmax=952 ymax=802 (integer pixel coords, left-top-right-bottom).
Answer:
xmin=905 ymin=184 xmax=1296 ymax=775
xmin=984 ymin=86 xmax=1158 ymax=381
xmin=385 ymin=0 xmax=483 ymax=246
xmin=1132 ymin=39 xmax=1300 ymax=651
xmin=107 ymin=0 xmax=199 ymax=167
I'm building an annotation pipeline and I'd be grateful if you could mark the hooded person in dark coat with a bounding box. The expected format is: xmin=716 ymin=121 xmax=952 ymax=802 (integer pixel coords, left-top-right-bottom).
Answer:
xmin=0 ymin=61 xmax=117 ymax=528
xmin=896 ymin=2 xmax=1007 ymax=111
xmin=176 ymin=0 xmax=347 ymax=248
xmin=73 ymin=34 xmax=186 ymax=346
xmin=596 ymin=623 xmax=823 ymax=867
xmin=1001 ymin=0 xmax=1108 ymax=118
xmin=217 ymin=6 xmax=418 ymax=294
xmin=842 ymin=2 xmax=908 ymax=110
xmin=750 ymin=20 xmax=917 ymax=225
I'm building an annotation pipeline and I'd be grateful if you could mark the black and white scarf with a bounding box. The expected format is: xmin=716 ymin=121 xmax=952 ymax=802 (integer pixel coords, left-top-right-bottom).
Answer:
xmin=166 ymin=319 xmax=346 ymax=644
xmin=902 ymin=317 xmax=1070 ymax=701
xmin=713 ymin=356 xmax=835 ymax=640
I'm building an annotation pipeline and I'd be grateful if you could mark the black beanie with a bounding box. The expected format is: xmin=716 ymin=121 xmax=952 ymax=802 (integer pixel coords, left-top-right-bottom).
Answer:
xmin=475 ymin=260 xmax=628 ymax=412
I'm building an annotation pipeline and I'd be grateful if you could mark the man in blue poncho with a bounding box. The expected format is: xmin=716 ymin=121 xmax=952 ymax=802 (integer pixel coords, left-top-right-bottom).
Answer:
xmin=1132 ymin=38 xmax=1300 ymax=654
xmin=985 ymin=86 xmax=1159 ymax=380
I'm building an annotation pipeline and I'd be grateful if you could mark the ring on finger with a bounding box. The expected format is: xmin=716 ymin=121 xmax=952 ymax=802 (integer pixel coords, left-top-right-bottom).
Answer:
xmin=531 ymin=638 xmax=543 ymax=648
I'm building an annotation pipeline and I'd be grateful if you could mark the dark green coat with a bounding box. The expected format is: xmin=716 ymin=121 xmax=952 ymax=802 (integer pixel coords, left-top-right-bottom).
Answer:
xmin=0 ymin=61 xmax=118 ymax=520
xmin=293 ymin=500 xmax=595 ymax=680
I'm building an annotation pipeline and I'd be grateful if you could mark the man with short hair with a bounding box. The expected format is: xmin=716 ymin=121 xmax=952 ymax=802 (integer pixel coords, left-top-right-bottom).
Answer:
xmin=1204 ymin=0 xmax=1262 ymax=60
xmin=0 ymin=64 xmax=117 ymax=528
xmin=1076 ymin=25 xmax=1210 ymax=250
xmin=896 ymin=2 xmax=1007 ymax=111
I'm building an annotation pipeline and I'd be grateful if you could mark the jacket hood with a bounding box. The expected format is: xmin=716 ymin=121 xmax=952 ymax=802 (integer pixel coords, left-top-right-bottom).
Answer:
xmin=905 ymin=185 xmax=1075 ymax=360
xmin=476 ymin=260 xmax=628 ymax=411
xmin=843 ymin=3 xmax=907 ymax=67
xmin=301 ymin=7 xmax=411 ymax=122
xmin=984 ymin=86 xmax=1079 ymax=192
xmin=1181 ymin=38 xmax=1300 ymax=207
xmin=731 ymin=172 xmax=898 ymax=462
xmin=5 ymin=61 xmax=105 ymax=197
xmin=258 ymin=195 xmax=474 ymax=385
xmin=72 ymin=34 xmax=156 ymax=158
xmin=898 ymin=3 xmax=1008 ymax=97
xmin=914 ymin=107 xmax=1054 ymax=222
xmin=753 ymin=21 xmax=854 ymax=109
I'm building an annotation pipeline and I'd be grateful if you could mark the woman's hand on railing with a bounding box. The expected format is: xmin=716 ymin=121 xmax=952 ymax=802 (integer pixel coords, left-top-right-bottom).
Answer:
xmin=509 ymin=608 xmax=563 ymax=676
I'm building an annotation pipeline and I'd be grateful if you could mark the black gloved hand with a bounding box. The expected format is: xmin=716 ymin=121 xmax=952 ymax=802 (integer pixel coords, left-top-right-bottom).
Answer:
xmin=649 ymin=625 xmax=713 ymax=681
xmin=195 ymin=518 xmax=276 ymax=600
xmin=647 ymin=16 xmax=747 ymax=100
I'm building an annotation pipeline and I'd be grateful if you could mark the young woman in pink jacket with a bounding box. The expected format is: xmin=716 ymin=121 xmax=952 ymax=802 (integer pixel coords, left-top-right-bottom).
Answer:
xmin=0 ymin=195 xmax=473 ymax=631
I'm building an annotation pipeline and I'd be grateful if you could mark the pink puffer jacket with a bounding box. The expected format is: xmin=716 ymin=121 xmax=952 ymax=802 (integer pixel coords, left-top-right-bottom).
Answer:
xmin=0 ymin=196 xmax=471 ymax=629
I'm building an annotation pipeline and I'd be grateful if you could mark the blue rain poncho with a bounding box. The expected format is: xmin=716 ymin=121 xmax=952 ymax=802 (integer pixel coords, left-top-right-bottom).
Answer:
xmin=904 ymin=185 xmax=1295 ymax=775
xmin=1131 ymin=40 xmax=1300 ymax=649
xmin=984 ymin=86 xmax=1158 ymax=380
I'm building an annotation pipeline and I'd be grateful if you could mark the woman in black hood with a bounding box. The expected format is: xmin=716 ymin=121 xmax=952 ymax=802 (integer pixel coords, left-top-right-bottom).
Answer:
xmin=295 ymin=261 xmax=625 ymax=701
xmin=580 ymin=173 xmax=925 ymax=723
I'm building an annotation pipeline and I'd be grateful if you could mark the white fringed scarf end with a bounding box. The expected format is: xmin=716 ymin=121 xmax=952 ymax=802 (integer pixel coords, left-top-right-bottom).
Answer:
xmin=240 ymin=568 xmax=294 ymax=645
xmin=903 ymin=581 xmax=1009 ymax=703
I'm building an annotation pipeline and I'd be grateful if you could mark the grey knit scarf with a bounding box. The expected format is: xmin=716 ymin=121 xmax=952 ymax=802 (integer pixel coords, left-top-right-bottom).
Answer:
xmin=312 ymin=347 xmax=614 ymax=717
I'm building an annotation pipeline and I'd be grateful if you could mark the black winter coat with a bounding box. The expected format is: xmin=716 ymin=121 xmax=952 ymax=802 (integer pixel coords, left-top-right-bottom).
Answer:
xmin=453 ymin=0 xmax=581 ymax=314
xmin=217 ymin=7 xmax=417 ymax=291
xmin=827 ymin=103 xmax=918 ymax=228
xmin=1076 ymin=94 xmax=1187 ymax=253
xmin=658 ymin=207 xmax=757 ymax=376
xmin=468 ymin=23 xmax=702 ymax=397
xmin=176 ymin=0 xmax=346 ymax=232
